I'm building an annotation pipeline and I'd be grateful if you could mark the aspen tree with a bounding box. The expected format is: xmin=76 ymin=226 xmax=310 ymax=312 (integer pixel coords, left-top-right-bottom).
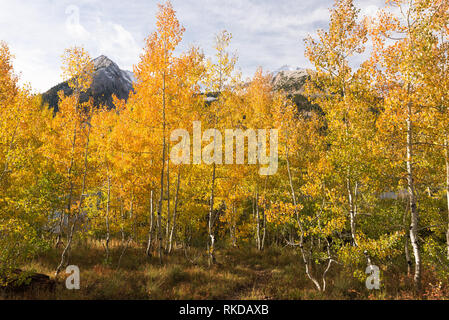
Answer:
xmin=132 ymin=1 xmax=185 ymax=263
xmin=366 ymin=0 xmax=447 ymax=292
xmin=203 ymin=30 xmax=238 ymax=265
xmin=54 ymin=47 xmax=94 ymax=276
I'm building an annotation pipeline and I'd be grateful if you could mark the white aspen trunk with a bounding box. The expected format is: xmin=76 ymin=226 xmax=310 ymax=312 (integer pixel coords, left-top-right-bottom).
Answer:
xmin=157 ymin=57 xmax=167 ymax=265
xmin=252 ymin=196 xmax=257 ymax=248
xmin=256 ymin=190 xmax=261 ymax=251
xmin=322 ymin=238 xmax=336 ymax=292
xmin=261 ymin=206 xmax=266 ymax=251
xmin=286 ymin=138 xmax=322 ymax=291
xmin=347 ymin=178 xmax=357 ymax=247
xmin=120 ymin=196 xmax=125 ymax=244
xmin=165 ymin=142 xmax=171 ymax=251
xmin=117 ymin=194 xmax=134 ymax=269
xmin=56 ymin=117 xmax=78 ymax=248
xmin=158 ymin=142 xmax=165 ymax=264
xmin=445 ymin=139 xmax=449 ymax=260
xmin=55 ymin=121 xmax=90 ymax=276
xmin=403 ymin=201 xmax=412 ymax=276
xmin=168 ymin=169 xmax=181 ymax=253
xmin=133 ymin=202 xmax=138 ymax=244
xmin=406 ymin=101 xmax=421 ymax=293
xmin=261 ymin=176 xmax=269 ymax=251
xmin=146 ymin=190 xmax=154 ymax=257
xmin=105 ymin=175 xmax=111 ymax=263
xmin=231 ymin=203 xmax=237 ymax=247
xmin=208 ymin=163 xmax=216 ymax=267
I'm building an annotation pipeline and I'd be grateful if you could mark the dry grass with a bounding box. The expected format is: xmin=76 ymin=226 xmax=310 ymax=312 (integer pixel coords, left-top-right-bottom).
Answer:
xmin=1 ymin=242 xmax=448 ymax=300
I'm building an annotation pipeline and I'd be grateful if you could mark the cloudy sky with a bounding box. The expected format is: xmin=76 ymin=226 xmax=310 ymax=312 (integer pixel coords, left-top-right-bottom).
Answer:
xmin=0 ymin=0 xmax=385 ymax=93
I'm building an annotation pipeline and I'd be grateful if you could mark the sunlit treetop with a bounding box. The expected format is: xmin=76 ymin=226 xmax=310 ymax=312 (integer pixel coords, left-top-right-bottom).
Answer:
xmin=61 ymin=46 xmax=94 ymax=93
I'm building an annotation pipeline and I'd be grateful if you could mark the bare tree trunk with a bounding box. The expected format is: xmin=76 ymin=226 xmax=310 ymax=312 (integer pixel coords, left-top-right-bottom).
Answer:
xmin=165 ymin=143 xmax=171 ymax=251
xmin=117 ymin=238 xmax=132 ymax=269
xmin=105 ymin=175 xmax=111 ymax=263
xmin=231 ymin=203 xmax=237 ymax=247
xmin=256 ymin=190 xmax=261 ymax=251
xmin=55 ymin=212 xmax=65 ymax=249
xmin=158 ymin=161 xmax=165 ymax=264
xmin=261 ymin=175 xmax=269 ymax=251
xmin=146 ymin=190 xmax=154 ymax=257
xmin=56 ymin=118 xmax=78 ymax=248
xmin=55 ymin=122 xmax=91 ymax=276
xmin=133 ymin=205 xmax=138 ymax=244
xmin=168 ymin=169 xmax=181 ymax=253
xmin=406 ymin=101 xmax=421 ymax=293
xmin=402 ymin=200 xmax=412 ymax=276
xmin=157 ymin=63 xmax=167 ymax=265
xmin=120 ymin=196 xmax=125 ymax=244
xmin=208 ymin=163 xmax=216 ymax=267
xmin=445 ymin=139 xmax=449 ymax=260
xmin=286 ymin=139 xmax=322 ymax=291
xmin=322 ymin=238 xmax=335 ymax=292
xmin=252 ymin=196 xmax=256 ymax=248
xmin=261 ymin=205 xmax=266 ymax=251
xmin=117 ymin=196 xmax=134 ymax=269
xmin=347 ymin=178 xmax=358 ymax=247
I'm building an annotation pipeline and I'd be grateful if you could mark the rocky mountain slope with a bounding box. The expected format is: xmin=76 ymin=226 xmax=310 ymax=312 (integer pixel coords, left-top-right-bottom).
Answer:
xmin=271 ymin=68 xmax=317 ymax=112
xmin=42 ymin=56 xmax=314 ymax=112
xmin=42 ymin=55 xmax=134 ymax=111
xmin=272 ymin=68 xmax=308 ymax=95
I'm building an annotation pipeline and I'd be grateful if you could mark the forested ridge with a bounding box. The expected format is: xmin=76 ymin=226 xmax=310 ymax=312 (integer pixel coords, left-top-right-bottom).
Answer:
xmin=1 ymin=0 xmax=449 ymax=299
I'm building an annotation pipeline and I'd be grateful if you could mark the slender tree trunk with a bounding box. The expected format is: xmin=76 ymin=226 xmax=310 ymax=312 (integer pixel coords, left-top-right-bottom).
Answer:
xmin=120 ymin=196 xmax=125 ymax=244
xmin=133 ymin=203 xmax=138 ymax=244
xmin=406 ymin=101 xmax=421 ymax=293
xmin=402 ymin=200 xmax=412 ymax=276
xmin=157 ymin=64 xmax=167 ymax=265
xmin=117 ymin=238 xmax=132 ymax=269
xmin=117 ymin=196 xmax=133 ymax=269
xmin=55 ymin=122 xmax=91 ymax=276
xmin=231 ymin=203 xmax=237 ymax=247
xmin=347 ymin=178 xmax=358 ymax=247
xmin=261 ymin=207 xmax=266 ymax=251
xmin=129 ymin=189 xmax=134 ymax=239
xmin=256 ymin=190 xmax=261 ymax=251
xmin=261 ymin=175 xmax=269 ymax=251
xmin=146 ymin=190 xmax=154 ymax=257
xmin=321 ymin=238 xmax=335 ymax=292
xmin=286 ymin=139 xmax=322 ymax=291
xmin=252 ymin=196 xmax=256 ymax=248
xmin=208 ymin=163 xmax=216 ymax=267
xmin=55 ymin=212 xmax=65 ymax=248
xmin=168 ymin=169 xmax=181 ymax=253
xmin=157 ymin=163 xmax=165 ymax=265
xmin=165 ymin=143 xmax=171 ymax=251
xmin=105 ymin=175 xmax=111 ymax=263
xmin=56 ymin=119 xmax=78 ymax=248
xmin=445 ymin=139 xmax=449 ymax=260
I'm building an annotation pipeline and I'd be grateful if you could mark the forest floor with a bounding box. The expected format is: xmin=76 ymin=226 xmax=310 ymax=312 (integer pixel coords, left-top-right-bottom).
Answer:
xmin=1 ymin=242 xmax=447 ymax=300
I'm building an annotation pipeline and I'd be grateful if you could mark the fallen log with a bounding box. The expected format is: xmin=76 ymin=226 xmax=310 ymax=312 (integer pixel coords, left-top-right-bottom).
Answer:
xmin=1 ymin=269 xmax=56 ymax=293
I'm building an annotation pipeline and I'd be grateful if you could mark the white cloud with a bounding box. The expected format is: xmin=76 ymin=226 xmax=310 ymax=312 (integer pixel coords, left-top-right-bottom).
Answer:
xmin=94 ymin=22 xmax=141 ymax=71
xmin=66 ymin=23 xmax=91 ymax=40
xmin=65 ymin=4 xmax=91 ymax=39
xmin=0 ymin=0 xmax=387 ymax=92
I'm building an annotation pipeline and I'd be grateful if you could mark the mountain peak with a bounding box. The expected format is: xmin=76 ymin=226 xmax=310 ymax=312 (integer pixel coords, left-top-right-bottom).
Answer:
xmin=273 ymin=65 xmax=303 ymax=76
xmin=272 ymin=67 xmax=309 ymax=95
xmin=42 ymin=55 xmax=135 ymax=111
xmin=92 ymin=55 xmax=118 ymax=71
